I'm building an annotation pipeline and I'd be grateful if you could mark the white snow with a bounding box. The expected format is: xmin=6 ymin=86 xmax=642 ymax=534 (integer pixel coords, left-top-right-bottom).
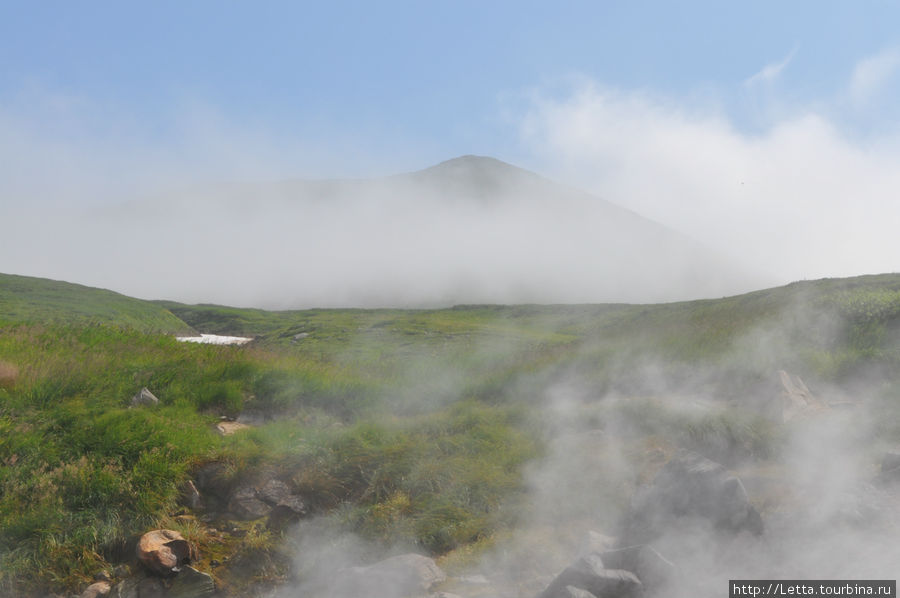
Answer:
xmin=176 ymin=333 xmax=253 ymax=345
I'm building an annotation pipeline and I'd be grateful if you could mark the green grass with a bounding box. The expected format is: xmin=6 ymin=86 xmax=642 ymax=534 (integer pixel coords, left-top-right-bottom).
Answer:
xmin=4 ymin=272 xmax=900 ymax=595
xmin=0 ymin=273 xmax=194 ymax=334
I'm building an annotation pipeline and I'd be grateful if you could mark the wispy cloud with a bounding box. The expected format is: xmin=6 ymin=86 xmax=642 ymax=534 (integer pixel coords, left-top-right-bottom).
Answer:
xmin=848 ymin=46 xmax=900 ymax=105
xmin=744 ymin=46 xmax=797 ymax=87
xmin=519 ymin=79 xmax=900 ymax=284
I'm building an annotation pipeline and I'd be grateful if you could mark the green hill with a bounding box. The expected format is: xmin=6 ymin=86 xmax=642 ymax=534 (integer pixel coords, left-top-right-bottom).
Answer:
xmin=0 ymin=273 xmax=194 ymax=334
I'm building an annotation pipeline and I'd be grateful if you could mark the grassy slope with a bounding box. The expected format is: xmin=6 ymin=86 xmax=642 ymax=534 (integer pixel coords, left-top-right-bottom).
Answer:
xmin=0 ymin=273 xmax=194 ymax=334
xmin=2 ymin=273 xmax=900 ymax=595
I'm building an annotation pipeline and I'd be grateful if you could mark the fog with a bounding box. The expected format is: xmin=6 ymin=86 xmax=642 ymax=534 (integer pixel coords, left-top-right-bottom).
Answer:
xmin=0 ymin=145 xmax=768 ymax=308
xmin=6 ymin=62 xmax=900 ymax=308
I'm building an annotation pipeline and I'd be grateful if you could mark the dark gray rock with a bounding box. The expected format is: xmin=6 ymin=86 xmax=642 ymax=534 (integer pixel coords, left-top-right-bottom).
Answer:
xmin=168 ymin=566 xmax=215 ymax=598
xmin=619 ymin=450 xmax=763 ymax=545
xmin=181 ymin=480 xmax=203 ymax=510
xmin=258 ymin=479 xmax=292 ymax=505
xmin=600 ymin=545 xmax=678 ymax=595
xmin=228 ymin=486 xmax=272 ymax=520
xmin=193 ymin=462 xmax=232 ymax=511
xmin=266 ymin=495 xmax=308 ymax=530
xmin=538 ymin=554 xmax=642 ymax=598
xmin=135 ymin=578 xmax=165 ymax=598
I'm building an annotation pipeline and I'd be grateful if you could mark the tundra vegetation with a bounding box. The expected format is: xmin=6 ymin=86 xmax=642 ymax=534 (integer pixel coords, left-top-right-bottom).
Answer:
xmin=1 ymin=272 xmax=900 ymax=595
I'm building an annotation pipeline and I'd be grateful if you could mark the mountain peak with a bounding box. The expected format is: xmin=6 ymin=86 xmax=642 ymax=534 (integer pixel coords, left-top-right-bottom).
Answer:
xmin=403 ymin=155 xmax=543 ymax=198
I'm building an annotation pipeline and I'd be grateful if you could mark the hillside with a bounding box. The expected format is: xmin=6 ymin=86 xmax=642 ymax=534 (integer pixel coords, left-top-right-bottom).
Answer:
xmin=2 ymin=273 xmax=900 ymax=596
xmin=0 ymin=273 xmax=194 ymax=334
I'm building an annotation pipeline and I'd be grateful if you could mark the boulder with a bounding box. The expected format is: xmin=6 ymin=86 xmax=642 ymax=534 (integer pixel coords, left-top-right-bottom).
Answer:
xmin=79 ymin=581 xmax=111 ymax=598
xmin=168 ymin=566 xmax=215 ymax=598
xmin=619 ymin=450 xmax=763 ymax=546
xmin=600 ymin=545 xmax=678 ymax=594
xmin=258 ymin=479 xmax=292 ymax=504
xmin=228 ymin=486 xmax=272 ymax=520
xmin=193 ymin=462 xmax=232 ymax=510
xmin=135 ymin=578 xmax=166 ymax=598
xmin=538 ymin=554 xmax=642 ymax=598
xmin=333 ymin=553 xmax=446 ymax=598
xmin=136 ymin=529 xmax=195 ymax=577
xmin=266 ymin=496 xmax=308 ymax=530
xmin=131 ymin=388 xmax=159 ymax=407
xmin=256 ymin=479 xmax=308 ymax=529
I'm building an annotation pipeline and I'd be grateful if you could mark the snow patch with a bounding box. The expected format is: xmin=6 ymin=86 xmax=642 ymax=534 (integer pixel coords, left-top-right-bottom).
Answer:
xmin=176 ymin=333 xmax=253 ymax=345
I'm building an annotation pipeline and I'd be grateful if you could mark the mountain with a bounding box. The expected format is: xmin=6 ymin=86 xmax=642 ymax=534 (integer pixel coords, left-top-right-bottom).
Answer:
xmin=1 ymin=156 xmax=772 ymax=308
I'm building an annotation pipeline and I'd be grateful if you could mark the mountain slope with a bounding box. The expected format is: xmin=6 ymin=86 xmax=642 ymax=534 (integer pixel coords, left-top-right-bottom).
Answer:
xmin=0 ymin=273 xmax=194 ymax=334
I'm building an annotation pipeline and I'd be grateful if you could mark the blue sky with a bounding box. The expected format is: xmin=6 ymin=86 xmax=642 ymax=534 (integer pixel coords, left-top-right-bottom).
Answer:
xmin=3 ymin=2 xmax=900 ymax=304
xmin=3 ymin=1 xmax=899 ymax=177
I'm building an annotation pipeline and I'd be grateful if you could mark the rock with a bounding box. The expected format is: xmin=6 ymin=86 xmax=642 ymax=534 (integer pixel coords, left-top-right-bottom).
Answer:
xmin=256 ymin=478 xmax=308 ymax=528
xmin=110 ymin=578 xmax=137 ymax=598
xmin=333 ymin=553 xmax=446 ymax=598
xmin=193 ymin=462 xmax=232 ymax=510
xmin=168 ymin=566 xmax=215 ymax=598
xmin=79 ymin=581 xmax=111 ymax=598
xmin=779 ymin=371 xmax=827 ymax=422
xmin=112 ymin=564 xmax=130 ymax=579
xmin=94 ymin=570 xmax=112 ymax=582
xmin=135 ymin=578 xmax=166 ymax=598
xmin=619 ymin=450 xmax=763 ymax=546
xmin=600 ymin=545 xmax=678 ymax=594
xmin=257 ymin=479 xmax=291 ymax=504
xmin=111 ymin=578 xmax=164 ymax=598
xmin=538 ymin=555 xmax=642 ymax=598
xmin=266 ymin=496 xmax=308 ymax=530
xmin=131 ymin=387 xmax=159 ymax=407
xmin=215 ymin=421 xmax=250 ymax=436
xmin=228 ymin=486 xmax=272 ymax=520
xmin=181 ymin=480 xmax=203 ymax=510
xmin=561 ymin=587 xmax=599 ymax=598
xmin=136 ymin=529 xmax=195 ymax=577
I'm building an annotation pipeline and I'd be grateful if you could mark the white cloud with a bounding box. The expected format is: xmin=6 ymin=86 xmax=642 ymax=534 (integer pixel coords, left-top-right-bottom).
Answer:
xmin=744 ymin=47 xmax=797 ymax=87
xmin=520 ymin=81 xmax=900 ymax=284
xmin=848 ymin=47 xmax=900 ymax=106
